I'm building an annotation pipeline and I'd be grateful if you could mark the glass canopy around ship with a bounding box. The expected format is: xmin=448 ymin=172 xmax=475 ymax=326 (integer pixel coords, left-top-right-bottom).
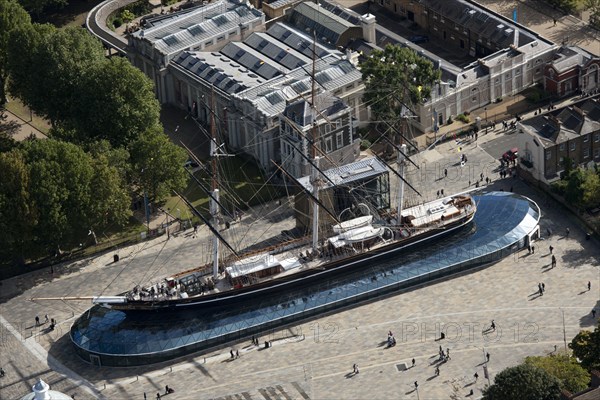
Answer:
xmin=70 ymin=192 xmax=540 ymax=366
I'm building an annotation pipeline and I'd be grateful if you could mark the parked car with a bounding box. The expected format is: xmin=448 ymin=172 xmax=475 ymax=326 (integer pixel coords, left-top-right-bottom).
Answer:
xmin=409 ymin=35 xmax=429 ymax=44
xmin=501 ymin=148 xmax=518 ymax=162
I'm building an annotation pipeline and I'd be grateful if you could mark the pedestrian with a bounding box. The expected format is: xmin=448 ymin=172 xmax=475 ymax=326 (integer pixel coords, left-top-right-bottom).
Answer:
xmin=44 ymin=314 xmax=49 ymax=323
xmin=230 ymin=350 xmax=234 ymax=359
xmin=446 ymin=348 xmax=450 ymax=360
xmin=486 ymin=352 xmax=490 ymax=362
xmin=437 ymin=190 xmax=440 ymax=197
xmin=414 ymin=381 xmax=418 ymax=389
xmin=165 ymin=386 xmax=169 ymax=394
xmin=491 ymin=320 xmax=496 ymax=331
xmin=144 ymin=393 xmax=147 ymax=400
xmin=532 ymin=245 xmax=535 ymax=254
xmin=542 ymin=282 xmax=545 ymax=292
xmin=551 ymin=255 xmax=556 ymax=268
xmin=444 ymin=168 xmax=448 ymax=178
xmin=236 ymin=350 xmax=239 ymax=358
xmin=474 ymin=372 xmax=479 ymax=382
xmin=435 ymin=366 xmax=440 ymax=376
xmin=0 ymin=367 xmax=4 ymax=377
xmin=156 ymin=393 xmax=161 ymax=400
xmin=549 ymin=245 xmax=553 ymax=254
xmin=353 ymin=363 xmax=358 ymax=374
xmin=441 ymin=189 xmax=444 ymax=196
xmin=588 ymin=281 xmax=591 ymax=291
xmin=35 ymin=315 xmax=39 ymax=326
xmin=566 ymin=227 xmax=570 ymax=237
xmin=412 ymin=358 xmax=416 ymax=367
xmin=553 ymin=18 xmax=557 ymax=26
xmin=528 ymin=245 xmax=531 ymax=254
xmin=593 ymin=309 xmax=597 ymax=318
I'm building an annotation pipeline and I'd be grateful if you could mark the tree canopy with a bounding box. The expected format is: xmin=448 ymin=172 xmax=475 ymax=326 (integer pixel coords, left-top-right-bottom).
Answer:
xmin=552 ymin=166 xmax=600 ymax=210
xmin=570 ymin=320 xmax=600 ymax=371
xmin=360 ymin=44 xmax=440 ymax=127
xmin=524 ymin=354 xmax=590 ymax=394
xmin=482 ymin=363 xmax=562 ymax=400
xmin=0 ymin=139 xmax=132 ymax=260
xmin=0 ymin=0 xmax=30 ymax=107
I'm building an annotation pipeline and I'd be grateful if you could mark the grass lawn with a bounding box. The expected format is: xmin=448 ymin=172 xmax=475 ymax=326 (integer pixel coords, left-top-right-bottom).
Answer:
xmin=5 ymin=97 xmax=51 ymax=135
xmin=164 ymin=155 xmax=283 ymax=222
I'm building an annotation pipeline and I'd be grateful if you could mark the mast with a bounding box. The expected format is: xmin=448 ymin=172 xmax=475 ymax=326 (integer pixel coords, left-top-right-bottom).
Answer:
xmin=210 ymin=87 xmax=220 ymax=279
xmin=310 ymin=31 xmax=319 ymax=251
xmin=396 ymin=142 xmax=407 ymax=223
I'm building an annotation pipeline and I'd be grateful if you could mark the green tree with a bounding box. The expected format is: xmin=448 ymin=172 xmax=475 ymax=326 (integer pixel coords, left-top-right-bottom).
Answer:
xmin=581 ymin=168 xmax=600 ymax=208
xmin=565 ymin=168 xmax=584 ymax=206
xmin=21 ymin=139 xmax=131 ymax=254
xmin=360 ymin=44 xmax=440 ymax=130
xmin=0 ymin=0 xmax=30 ymax=107
xmin=0 ymin=149 xmax=35 ymax=263
xmin=7 ymin=24 xmax=105 ymax=126
xmin=129 ymin=128 xmax=188 ymax=202
xmin=18 ymin=0 xmax=67 ymax=20
xmin=524 ymin=354 xmax=590 ymax=393
xmin=482 ymin=364 xmax=561 ymax=400
xmin=588 ymin=0 xmax=600 ymax=28
xmin=548 ymin=0 xmax=578 ymax=13
xmin=65 ymin=57 xmax=161 ymax=148
xmin=570 ymin=320 xmax=600 ymax=371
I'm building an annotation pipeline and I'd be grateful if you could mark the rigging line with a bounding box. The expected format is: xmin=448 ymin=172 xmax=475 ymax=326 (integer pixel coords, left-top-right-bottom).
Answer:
xmin=175 ymin=190 xmax=239 ymax=256
xmin=375 ymin=154 xmax=422 ymax=198
xmin=378 ymin=130 xmax=419 ymax=168
xmin=271 ymin=160 xmax=340 ymax=224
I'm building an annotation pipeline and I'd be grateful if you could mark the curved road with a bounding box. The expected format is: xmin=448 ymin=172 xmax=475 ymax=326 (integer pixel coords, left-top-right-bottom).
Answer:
xmin=85 ymin=0 xmax=135 ymax=54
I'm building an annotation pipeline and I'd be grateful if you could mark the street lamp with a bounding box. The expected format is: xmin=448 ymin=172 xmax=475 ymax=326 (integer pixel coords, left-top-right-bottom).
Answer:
xmin=484 ymin=107 xmax=488 ymax=134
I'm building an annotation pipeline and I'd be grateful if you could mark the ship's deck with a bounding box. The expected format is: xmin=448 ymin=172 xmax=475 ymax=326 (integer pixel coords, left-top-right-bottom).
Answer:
xmin=70 ymin=192 xmax=540 ymax=366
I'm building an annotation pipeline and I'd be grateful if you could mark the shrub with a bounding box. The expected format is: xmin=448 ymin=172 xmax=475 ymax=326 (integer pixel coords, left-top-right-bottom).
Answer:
xmin=360 ymin=139 xmax=371 ymax=150
xmin=456 ymin=114 xmax=470 ymax=123
xmin=447 ymin=116 xmax=453 ymax=124
xmin=112 ymin=17 xmax=123 ymax=28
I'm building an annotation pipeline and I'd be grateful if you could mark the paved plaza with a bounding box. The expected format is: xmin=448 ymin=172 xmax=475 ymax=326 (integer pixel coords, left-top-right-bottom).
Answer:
xmin=1 ymin=121 xmax=599 ymax=399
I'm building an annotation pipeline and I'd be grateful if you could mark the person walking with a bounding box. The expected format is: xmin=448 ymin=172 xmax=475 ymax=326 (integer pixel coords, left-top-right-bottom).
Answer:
xmin=551 ymin=255 xmax=557 ymax=268
xmin=352 ymin=364 xmax=359 ymax=374
xmin=486 ymin=352 xmax=490 ymax=362
xmin=531 ymin=245 xmax=535 ymax=254
xmin=35 ymin=316 xmax=39 ymax=326
xmin=566 ymin=227 xmax=570 ymax=237
xmin=474 ymin=372 xmax=479 ymax=382
xmin=542 ymin=282 xmax=546 ymax=292
xmin=588 ymin=281 xmax=591 ymax=291
xmin=490 ymin=320 xmax=496 ymax=331
xmin=549 ymin=245 xmax=553 ymax=254
xmin=435 ymin=366 xmax=440 ymax=376
xmin=44 ymin=314 xmax=49 ymax=324
xmin=414 ymin=381 xmax=418 ymax=389
xmin=412 ymin=358 xmax=416 ymax=367
xmin=444 ymin=169 xmax=448 ymax=178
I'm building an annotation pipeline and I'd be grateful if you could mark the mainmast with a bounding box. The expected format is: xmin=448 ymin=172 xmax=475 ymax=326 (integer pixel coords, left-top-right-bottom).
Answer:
xmin=310 ymin=31 xmax=319 ymax=252
xmin=210 ymin=88 xmax=220 ymax=279
xmin=396 ymin=143 xmax=407 ymax=223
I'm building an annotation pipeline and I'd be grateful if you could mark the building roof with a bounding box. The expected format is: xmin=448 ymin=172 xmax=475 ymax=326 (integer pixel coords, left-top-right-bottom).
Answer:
xmin=297 ymin=156 xmax=388 ymax=191
xmin=244 ymin=32 xmax=311 ymax=69
xmin=235 ymin=55 xmax=361 ymax=117
xmin=283 ymin=92 xmax=348 ymax=127
xmin=288 ymin=1 xmax=357 ymax=46
xmin=131 ymin=0 xmax=263 ymax=57
xmin=519 ymin=97 xmax=600 ymax=146
xmin=267 ymin=22 xmax=336 ymax=59
xmin=549 ymin=45 xmax=596 ymax=73
xmin=420 ymin=0 xmax=538 ymax=48
xmin=172 ymin=51 xmax=264 ymax=94
xmin=220 ymin=42 xmax=286 ymax=79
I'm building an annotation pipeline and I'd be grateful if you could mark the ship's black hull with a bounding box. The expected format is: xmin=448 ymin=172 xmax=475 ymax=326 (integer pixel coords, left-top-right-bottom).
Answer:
xmin=110 ymin=212 xmax=474 ymax=312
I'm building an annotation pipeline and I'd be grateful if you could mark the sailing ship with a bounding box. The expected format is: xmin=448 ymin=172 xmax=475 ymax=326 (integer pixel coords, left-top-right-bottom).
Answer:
xmin=93 ymin=104 xmax=477 ymax=311
xmin=32 ymin=41 xmax=477 ymax=312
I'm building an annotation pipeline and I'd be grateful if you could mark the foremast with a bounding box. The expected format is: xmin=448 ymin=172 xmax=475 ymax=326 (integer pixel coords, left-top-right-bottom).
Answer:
xmin=210 ymin=89 xmax=220 ymax=280
xmin=310 ymin=32 xmax=320 ymax=252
